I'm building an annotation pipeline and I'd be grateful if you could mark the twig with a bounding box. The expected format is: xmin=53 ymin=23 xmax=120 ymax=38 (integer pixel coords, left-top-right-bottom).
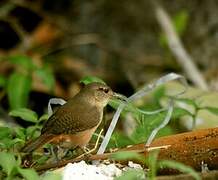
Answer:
xmin=152 ymin=1 xmax=208 ymax=90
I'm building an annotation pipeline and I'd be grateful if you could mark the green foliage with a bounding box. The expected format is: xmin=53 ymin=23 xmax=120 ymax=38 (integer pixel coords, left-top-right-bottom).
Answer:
xmin=7 ymin=72 xmax=32 ymax=110
xmin=130 ymin=111 xmax=173 ymax=144
xmin=152 ymin=86 xmax=165 ymax=105
xmin=17 ymin=168 xmax=39 ymax=180
xmin=8 ymin=55 xmax=36 ymax=70
xmin=171 ymin=107 xmax=193 ymax=119
xmin=108 ymin=132 xmax=133 ymax=149
xmin=111 ymin=151 xmax=145 ymax=163
xmin=159 ymin=10 xmax=189 ymax=47
xmin=0 ymin=127 xmax=12 ymax=139
xmin=0 ymin=108 xmax=47 ymax=151
xmin=9 ymin=108 xmax=48 ymax=140
xmin=9 ymin=108 xmax=38 ymax=123
xmin=0 ymin=75 xmax=6 ymax=87
xmin=35 ymin=65 xmax=55 ymax=90
xmin=1 ymin=55 xmax=55 ymax=110
xmin=1 ymin=75 xmax=216 ymax=179
xmin=0 ymin=152 xmax=18 ymax=175
xmin=80 ymin=76 xmax=106 ymax=85
xmin=41 ymin=172 xmax=62 ymax=180
xmin=0 ymin=152 xmax=39 ymax=180
xmin=158 ymin=160 xmax=200 ymax=180
xmin=173 ymin=10 xmax=189 ymax=36
xmin=204 ymin=107 xmax=218 ymax=116
xmin=115 ymin=169 xmax=145 ymax=180
xmin=0 ymin=107 xmax=51 ymax=178
xmin=146 ymin=150 xmax=159 ymax=179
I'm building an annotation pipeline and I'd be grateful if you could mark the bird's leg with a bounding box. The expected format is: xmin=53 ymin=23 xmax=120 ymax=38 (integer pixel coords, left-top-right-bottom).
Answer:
xmin=82 ymin=146 xmax=90 ymax=153
xmin=48 ymin=145 xmax=68 ymax=162
xmin=77 ymin=129 xmax=104 ymax=159
xmin=49 ymin=145 xmax=59 ymax=162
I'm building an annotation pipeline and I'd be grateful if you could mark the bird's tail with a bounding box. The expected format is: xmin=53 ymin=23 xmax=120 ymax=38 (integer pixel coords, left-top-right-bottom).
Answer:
xmin=21 ymin=134 xmax=55 ymax=153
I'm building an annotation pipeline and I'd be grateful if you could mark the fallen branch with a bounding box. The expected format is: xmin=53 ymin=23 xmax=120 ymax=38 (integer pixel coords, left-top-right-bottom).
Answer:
xmin=35 ymin=127 xmax=218 ymax=174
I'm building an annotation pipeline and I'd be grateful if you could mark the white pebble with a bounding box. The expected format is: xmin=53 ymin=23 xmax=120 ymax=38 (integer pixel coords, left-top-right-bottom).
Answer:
xmin=62 ymin=161 xmax=122 ymax=180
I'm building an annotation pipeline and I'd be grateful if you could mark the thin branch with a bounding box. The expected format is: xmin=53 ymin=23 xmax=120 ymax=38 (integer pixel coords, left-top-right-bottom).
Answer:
xmin=153 ymin=1 xmax=208 ymax=90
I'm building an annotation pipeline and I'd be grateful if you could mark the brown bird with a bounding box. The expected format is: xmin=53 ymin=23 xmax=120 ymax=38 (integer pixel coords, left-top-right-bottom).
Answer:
xmin=21 ymin=82 xmax=121 ymax=153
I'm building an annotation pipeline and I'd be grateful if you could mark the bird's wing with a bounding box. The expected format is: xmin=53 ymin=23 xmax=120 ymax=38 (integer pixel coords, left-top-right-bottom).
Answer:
xmin=41 ymin=105 xmax=102 ymax=135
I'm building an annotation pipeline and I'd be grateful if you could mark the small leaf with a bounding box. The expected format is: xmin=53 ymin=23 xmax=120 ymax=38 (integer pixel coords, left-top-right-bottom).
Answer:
xmin=39 ymin=114 xmax=49 ymax=122
xmin=111 ymin=151 xmax=145 ymax=162
xmin=9 ymin=108 xmax=38 ymax=123
xmin=80 ymin=76 xmax=106 ymax=85
xmin=15 ymin=127 xmax=26 ymax=140
xmin=159 ymin=10 xmax=189 ymax=47
xmin=146 ymin=150 xmax=159 ymax=179
xmin=35 ymin=66 xmax=55 ymax=90
xmin=172 ymin=107 xmax=192 ymax=119
xmin=18 ymin=168 xmax=39 ymax=180
xmin=0 ymin=152 xmax=17 ymax=175
xmin=115 ymin=169 xmax=145 ymax=180
xmin=159 ymin=160 xmax=200 ymax=180
xmin=0 ymin=138 xmax=14 ymax=149
xmin=26 ymin=125 xmax=41 ymax=139
xmin=0 ymin=127 xmax=12 ymax=139
xmin=174 ymin=10 xmax=189 ymax=36
xmin=12 ymin=138 xmax=25 ymax=146
xmin=8 ymin=55 xmax=36 ymax=70
xmin=204 ymin=107 xmax=218 ymax=116
xmin=0 ymin=75 xmax=6 ymax=87
xmin=108 ymin=132 xmax=133 ymax=149
xmin=7 ymin=72 xmax=32 ymax=110
xmin=153 ymin=86 xmax=165 ymax=103
xmin=41 ymin=172 xmax=62 ymax=180
xmin=176 ymin=98 xmax=197 ymax=107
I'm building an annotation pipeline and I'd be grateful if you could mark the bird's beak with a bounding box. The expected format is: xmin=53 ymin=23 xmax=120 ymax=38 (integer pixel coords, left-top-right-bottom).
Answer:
xmin=112 ymin=92 xmax=128 ymax=102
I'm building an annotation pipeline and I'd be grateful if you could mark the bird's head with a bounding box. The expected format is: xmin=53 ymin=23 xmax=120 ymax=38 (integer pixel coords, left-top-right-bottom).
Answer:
xmin=80 ymin=82 xmax=126 ymax=107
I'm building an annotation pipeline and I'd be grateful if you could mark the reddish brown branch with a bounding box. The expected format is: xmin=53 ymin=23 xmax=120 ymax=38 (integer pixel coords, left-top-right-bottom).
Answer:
xmin=35 ymin=127 xmax=218 ymax=173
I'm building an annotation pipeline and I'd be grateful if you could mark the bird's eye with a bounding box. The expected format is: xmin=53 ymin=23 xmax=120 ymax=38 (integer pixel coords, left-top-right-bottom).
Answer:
xmin=104 ymin=88 xmax=109 ymax=93
xmin=98 ymin=87 xmax=109 ymax=93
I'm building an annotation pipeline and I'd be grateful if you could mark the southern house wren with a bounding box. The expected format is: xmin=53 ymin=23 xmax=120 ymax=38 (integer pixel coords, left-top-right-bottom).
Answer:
xmin=22 ymin=82 xmax=120 ymax=153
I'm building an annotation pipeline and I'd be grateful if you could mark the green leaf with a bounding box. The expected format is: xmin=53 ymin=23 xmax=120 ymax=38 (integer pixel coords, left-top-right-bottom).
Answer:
xmin=204 ymin=107 xmax=218 ymax=116
xmin=15 ymin=127 xmax=26 ymax=140
xmin=172 ymin=107 xmax=193 ymax=119
xmin=115 ymin=169 xmax=145 ymax=180
xmin=130 ymin=125 xmax=150 ymax=144
xmin=11 ymin=138 xmax=25 ymax=146
xmin=9 ymin=108 xmax=38 ymax=123
xmin=175 ymin=98 xmax=197 ymax=107
xmin=80 ymin=76 xmax=106 ymax=85
xmin=7 ymin=72 xmax=32 ymax=110
xmin=8 ymin=55 xmax=36 ymax=70
xmin=26 ymin=125 xmax=41 ymax=139
xmin=17 ymin=168 xmax=39 ymax=180
xmin=0 ymin=152 xmax=17 ymax=175
xmin=35 ymin=155 xmax=50 ymax=165
xmin=35 ymin=66 xmax=55 ymax=90
xmin=159 ymin=10 xmax=189 ymax=47
xmin=0 ymin=75 xmax=6 ymax=87
xmin=111 ymin=151 xmax=145 ymax=163
xmin=0 ymin=127 xmax=12 ymax=139
xmin=152 ymin=86 xmax=165 ymax=103
xmin=39 ymin=114 xmax=49 ymax=122
xmin=158 ymin=160 xmax=200 ymax=180
xmin=131 ymin=112 xmax=167 ymax=143
xmin=108 ymin=132 xmax=133 ymax=149
xmin=41 ymin=172 xmax=62 ymax=180
xmin=174 ymin=10 xmax=189 ymax=36
xmin=0 ymin=138 xmax=14 ymax=149
xmin=146 ymin=150 xmax=159 ymax=179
